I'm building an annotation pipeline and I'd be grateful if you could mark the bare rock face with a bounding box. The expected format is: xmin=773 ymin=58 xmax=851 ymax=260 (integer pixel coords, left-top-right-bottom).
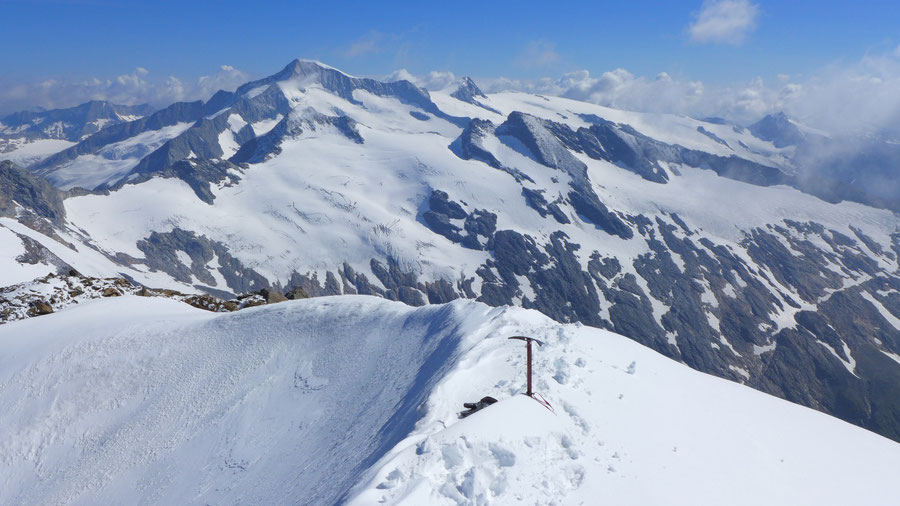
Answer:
xmin=260 ymin=289 xmax=288 ymax=304
xmin=27 ymin=300 xmax=53 ymax=316
xmin=102 ymin=287 xmax=122 ymax=297
xmin=0 ymin=161 xmax=66 ymax=225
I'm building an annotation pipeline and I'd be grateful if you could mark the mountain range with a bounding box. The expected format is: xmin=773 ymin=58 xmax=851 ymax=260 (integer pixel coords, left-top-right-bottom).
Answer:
xmin=1 ymin=58 xmax=899 ymax=447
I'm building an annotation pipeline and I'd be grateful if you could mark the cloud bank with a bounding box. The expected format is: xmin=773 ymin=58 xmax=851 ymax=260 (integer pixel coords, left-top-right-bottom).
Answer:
xmin=389 ymin=48 xmax=900 ymax=136
xmin=0 ymin=65 xmax=251 ymax=116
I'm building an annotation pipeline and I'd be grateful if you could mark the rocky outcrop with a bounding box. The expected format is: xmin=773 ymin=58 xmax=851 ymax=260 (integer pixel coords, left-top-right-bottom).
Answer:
xmin=0 ymin=160 xmax=66 ymax=224
xmin=450 ymin=77 xmax=500 ymax=114
xmin=0 ymin=272 xmax=298 ymax=324
xmin=136 ymin=228 xmax=270 ymax=295
xmin=230 ymin=109 xmax=363 ymax=165
xmin=749 ymin=112 xmax=806 ymax=148
xmin=496 ymin=112 xmax=633 ymax=239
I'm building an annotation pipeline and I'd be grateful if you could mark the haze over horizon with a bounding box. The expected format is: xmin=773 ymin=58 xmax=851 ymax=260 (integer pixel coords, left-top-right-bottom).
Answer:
xmin=3 ymin=0 xmax=900 ymax=133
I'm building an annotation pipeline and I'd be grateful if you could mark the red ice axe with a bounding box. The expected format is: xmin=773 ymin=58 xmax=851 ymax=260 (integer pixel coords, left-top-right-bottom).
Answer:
xmin=508 ymin=336 xmax=544 ymax=397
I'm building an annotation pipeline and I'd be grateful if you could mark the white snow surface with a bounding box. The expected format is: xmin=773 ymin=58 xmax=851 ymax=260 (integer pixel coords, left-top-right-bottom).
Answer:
xmin=0 ymin=295 xmax=896 ymax=505
xmin=0 ymin=138 xmax=75 ymax=166
xmin=0 ymin=226 xmax=54 ymax=285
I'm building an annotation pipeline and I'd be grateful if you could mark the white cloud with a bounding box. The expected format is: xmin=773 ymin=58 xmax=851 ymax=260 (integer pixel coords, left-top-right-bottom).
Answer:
xmin=393 ymin=47 xmax=900 ymax=136
xmin=385 ymin=68 xmax=459 ymax=91
xmin=0 ymin=65 xmax=251 ymax=115
xmin=689 ymin=0 xmax=759 ymax=45
xmin=516 ymin=40 xmax=559 ymax=68
xmin=345 ymin=31 xmax=383 ymax=58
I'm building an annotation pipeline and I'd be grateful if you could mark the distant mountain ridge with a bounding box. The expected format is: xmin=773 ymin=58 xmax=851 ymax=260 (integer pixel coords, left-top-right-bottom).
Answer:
xmin=0 ymin=100 xmax=154 ymax=143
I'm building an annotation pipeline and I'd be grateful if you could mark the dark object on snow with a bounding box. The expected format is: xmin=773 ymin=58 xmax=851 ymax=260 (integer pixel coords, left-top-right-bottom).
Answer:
xmin=458 ymin=396 xmax=498 ymax=419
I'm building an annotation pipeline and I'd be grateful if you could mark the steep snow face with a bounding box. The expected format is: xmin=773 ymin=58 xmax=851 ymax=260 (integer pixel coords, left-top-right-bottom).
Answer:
xmin=0 ymin=296 xmax=897 ymax=505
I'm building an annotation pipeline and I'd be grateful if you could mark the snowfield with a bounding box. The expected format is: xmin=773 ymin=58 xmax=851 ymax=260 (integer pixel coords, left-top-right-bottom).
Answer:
xmin=0 ymin=295 xmax=896 ymax=505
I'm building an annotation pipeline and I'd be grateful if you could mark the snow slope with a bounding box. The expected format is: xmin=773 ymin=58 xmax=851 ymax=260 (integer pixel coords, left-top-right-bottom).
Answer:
xmin=0 ymin=295 xmax=896 ymax=505
xmin=45 ymin=121 xmax=194 ymax=190
xmin=0 ymin=138 xmax=76 ymax=167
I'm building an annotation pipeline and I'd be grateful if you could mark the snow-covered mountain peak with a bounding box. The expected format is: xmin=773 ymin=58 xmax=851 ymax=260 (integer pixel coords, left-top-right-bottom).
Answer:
xmin=451 ymin=76 xmax=487 ymax=102
xmin=748 ymin=111 xmax=807 ymax=147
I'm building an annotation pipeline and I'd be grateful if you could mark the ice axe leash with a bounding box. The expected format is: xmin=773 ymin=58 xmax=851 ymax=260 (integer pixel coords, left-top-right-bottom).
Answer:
xmin=508 ymin=336 xmax=554 ymax=413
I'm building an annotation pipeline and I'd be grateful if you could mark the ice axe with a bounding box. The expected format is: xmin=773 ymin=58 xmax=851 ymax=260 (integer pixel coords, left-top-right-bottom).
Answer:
xmin=508 ymin=336 xmax=544 ymax=397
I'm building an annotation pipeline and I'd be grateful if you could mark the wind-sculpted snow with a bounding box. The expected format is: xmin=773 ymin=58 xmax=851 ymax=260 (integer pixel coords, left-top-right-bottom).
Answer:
xmin=1 ymin=296 xmax=897 ymax=505
xmin=0 ymin=296 xmax=485 ymax=505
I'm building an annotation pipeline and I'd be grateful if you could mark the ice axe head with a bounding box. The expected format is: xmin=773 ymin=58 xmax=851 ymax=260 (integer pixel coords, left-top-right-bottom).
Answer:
xmin=508 ymin=336 xmax=545 ymax=346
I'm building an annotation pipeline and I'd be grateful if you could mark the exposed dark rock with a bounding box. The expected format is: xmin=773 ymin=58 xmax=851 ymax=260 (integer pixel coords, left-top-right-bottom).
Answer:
xmin=423 ymin=211 xmax=464 ymax=242
xmin=123 ymin=158 xmax=243 ymax=204
xmin=136 ymin=228 xmax=269 ymax=295
xmin=522 ymin=188 xmax=570 ymax=224
xmin=286 ymin=286 xmax=309 ymax=299
xmin=429 ymin=190 xmax=466 ymax=219
xmin=450 ymin=77 xmax=487 ymax=102
xmin=27 ymin=300 xmax=53 ymax=316
xmin=258 ymin=288 xmax=288 ymax=304
xmin=696 ymin=126 xmax=730 ymax=148
xmin=0 ymin=161 xmax=67 ymax=225
xmin=450 ymin=119 xmax=534 ymax=183
xmin=496 ymin=112 xmax=633 ymax=239
xmin=450 ymin=77 xmax=500 ymax=114
xmin=748 ymin=112 xmax=805 ymax=148
xmin=230 ymin=110 xmax=363 ymax=165
xmin=13 ymin=233 xmax=72 ymax=273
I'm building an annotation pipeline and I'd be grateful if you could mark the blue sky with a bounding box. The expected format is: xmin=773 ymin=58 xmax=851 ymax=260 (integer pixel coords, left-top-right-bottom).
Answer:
xmin=2 ymin=0 xmax=900 ymax=130
xmin=2 ymin=0 xmax=898 ymax=82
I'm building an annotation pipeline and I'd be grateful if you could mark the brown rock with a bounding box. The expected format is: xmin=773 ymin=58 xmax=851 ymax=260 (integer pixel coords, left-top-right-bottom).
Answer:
xmin=27 ymin=300 xmax=53 ymax=316
xmin=286 ymin=286 xmax=309 ymax=300
xmin=259 ymin=289 xmax=288 ymax=304
xmin=242 ymin=296 xmax=267 ymax=308
xmin=102 ymin=287 xmax=122 ymax=297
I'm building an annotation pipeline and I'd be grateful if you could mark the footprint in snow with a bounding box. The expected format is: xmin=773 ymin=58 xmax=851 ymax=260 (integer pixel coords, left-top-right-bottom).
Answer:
xmin=489 ymin=443 xmax=516 ymax=467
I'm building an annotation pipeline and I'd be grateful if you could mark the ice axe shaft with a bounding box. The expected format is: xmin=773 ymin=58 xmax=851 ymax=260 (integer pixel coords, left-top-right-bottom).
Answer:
xmin=508 ymin=336 xmax=544 ymax=397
